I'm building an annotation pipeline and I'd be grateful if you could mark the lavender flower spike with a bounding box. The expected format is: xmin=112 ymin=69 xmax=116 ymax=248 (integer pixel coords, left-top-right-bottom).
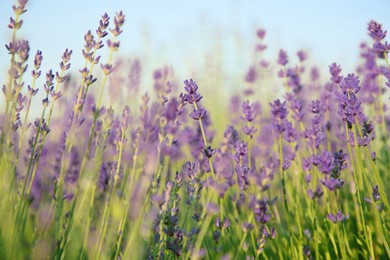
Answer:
xmin=327 ymin=210 xmax=349 ymax=223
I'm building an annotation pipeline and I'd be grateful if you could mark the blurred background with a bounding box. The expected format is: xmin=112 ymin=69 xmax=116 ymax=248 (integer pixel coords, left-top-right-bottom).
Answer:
xmin=0 ymin=0 xmax=390 ymax=101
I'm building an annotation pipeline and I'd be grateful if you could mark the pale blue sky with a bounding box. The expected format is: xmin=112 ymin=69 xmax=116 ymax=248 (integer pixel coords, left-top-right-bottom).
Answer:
xmin=1 ymin=0 xmax=390 ymax=87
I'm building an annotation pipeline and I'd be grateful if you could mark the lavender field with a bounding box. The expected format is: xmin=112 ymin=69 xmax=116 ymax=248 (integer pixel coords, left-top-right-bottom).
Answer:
xmin=1 ymin=1 xmax=390 ymax=259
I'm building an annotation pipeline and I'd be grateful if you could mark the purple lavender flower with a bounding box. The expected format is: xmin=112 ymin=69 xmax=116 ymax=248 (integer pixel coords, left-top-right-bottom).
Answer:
xmin=183 ymin=79 xmax=198 ymax=94
xmin=285 ymin=68 xmax=302 ymax=92
xmin=254 ymin=200 xmax=271 ymax=224
xmin=340 ymin=74 xmax=361 ymax=94
xmin=337 ymin=92 xmax=366 ymax=128
xmin=242 ymin=222 xmax=254 ymax=232
xmin=216 ymin=217 xmax=231 ymax=230
xmin=302 ymin=157 xmax=313 ymax=172
xmin=110 ymin=11 xmax=125 ymax=36
xmin=381 ymin=67 xmax=390 ymax=88
xmin=308 ymin=100 xmax=322 ymax=114
xmin=234 ymin=142 xmax=250 ymax=190
xmin=101 ymin=63 xmax=114 ymax=75
xmin=202 ymin=146 xmax=216 ymax=158
xmin=245 ymin=66 xmax=257 ymax=83
xmin=257 ymin=28 xmax=266 ymax=39
xmin=277 ymin=49 xmax=288 ymax=66
xmin=362 ymin=121 xmax=375 ymax=138
xmin=372 ymin=185 xmax=380 ymax=202
xmin=329 ymin=63 xmax=343 ymax=84
xmin=297 ymin=50 xmax=307 ymax=62
xmin=282 ymin=159 xmax=292 ymax=171
xmin=96 ymin=13 xmax=110 ymax=38
xmin=307 ymin=185 xmax=323 ymax=200
xmin=332 ymin=150 xmax=347 ymax=177
xmin=303 ymin=115 xmax=324 ymax=150
xmin=321 ymin=176 xmax=344 ymax=191
xmin=182 ymin=162 xmax=197 ymax=179
xmin=283 ymin=121 xmax=297 ymax=143
xmin=121 ymin=105 xmax=130 ymax=130
xmin=181 ymin=79 xmax=202 ymax=104
xmin=327 ymin=210 xmax=349 ymax=223
xmin=189 ymin=107 xmax=207 ymax=120
xmin=368 ymin=20 xmax=387 ymax=41
xmin=311 ymin=67 xmax=320 ymax=82
xmin=286 ymin=96 xmax=304 ymax=122
xmin=371 ymin=151 xmax=376 ymax=161
xmin=99 ymin=161 xmax=115 ymax=192
xmin=164 ymin=98 xmax=178 ymax=122
xmin=373 ymin=41 xmax=390 ymax=56
xmin=241 ymin=100 xmax=257 ymax=122
xmin=262 ymin=226 xmax=277 ymax=239
xmin=223 ymin=125 xmax=239 ymax=148
xmin=315 ymin=150 xmax=335 ymax=175
xmin=270 ymin=99 xmax=288 ymax=120
xmin=234 ymin=141 xmax=248 ymax=165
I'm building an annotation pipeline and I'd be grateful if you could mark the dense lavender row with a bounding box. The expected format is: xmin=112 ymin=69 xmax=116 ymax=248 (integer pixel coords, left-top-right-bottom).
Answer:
xmin=1 ymin=1 xmax=389 ymax=259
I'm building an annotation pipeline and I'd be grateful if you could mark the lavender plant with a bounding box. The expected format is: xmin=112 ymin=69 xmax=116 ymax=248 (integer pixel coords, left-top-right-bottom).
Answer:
xmin=0 ymin=1 xmax=389 ymax=259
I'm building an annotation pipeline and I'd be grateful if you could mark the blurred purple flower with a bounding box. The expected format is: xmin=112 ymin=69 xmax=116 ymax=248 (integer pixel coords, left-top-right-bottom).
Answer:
xmin=270 ymin=99 xmax=288 ymax=120
xmin=254 ymin=200 xmax=271 ymax=224
xmin=297 ymin=50 xmax=307 ymax=62
xmin=307 ymin=185 xmax=323 ymax=199
xmin=372 ymin=185 xmax=380 ymax=202
xmin=329 ymin=63 xmax=343 ymax=84
xmin=257 ymin=28 xmax=266 ymax=39
xmin=321 ymin=176 xmax=344 ymax=191
xmin=202 ymin=146 xmax=216 ymax=158
xmin=245 ymin=66 xmax=257 ymax=83
xmin=277 ymin=49 xmax=288 ymax=66
xmin=327 ymin=210 xmax=349 ymax=223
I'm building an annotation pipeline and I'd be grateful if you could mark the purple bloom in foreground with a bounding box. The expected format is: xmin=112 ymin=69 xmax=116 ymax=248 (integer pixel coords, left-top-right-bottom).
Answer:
xmin=182 ymin=79 xmax=202 ymax=104
xmin=315 ymin=150 xmax=335 ymax=175
xmin=327 ymin=210 xmax=349 ymax=223
xmin=241 ymin=100 xmax=257 ymax=122
xmin=203 ymin=146 xmax=216 ymax=158
xmin=189 ymin=107 xmax=207 ymax=120
xmin=368 ymin=20 xmax=387 ymax=41
xmin=270 ymin=99 xmax=288 ymax=120
xmin=340 ymin=74 xmax=360 ymax=94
